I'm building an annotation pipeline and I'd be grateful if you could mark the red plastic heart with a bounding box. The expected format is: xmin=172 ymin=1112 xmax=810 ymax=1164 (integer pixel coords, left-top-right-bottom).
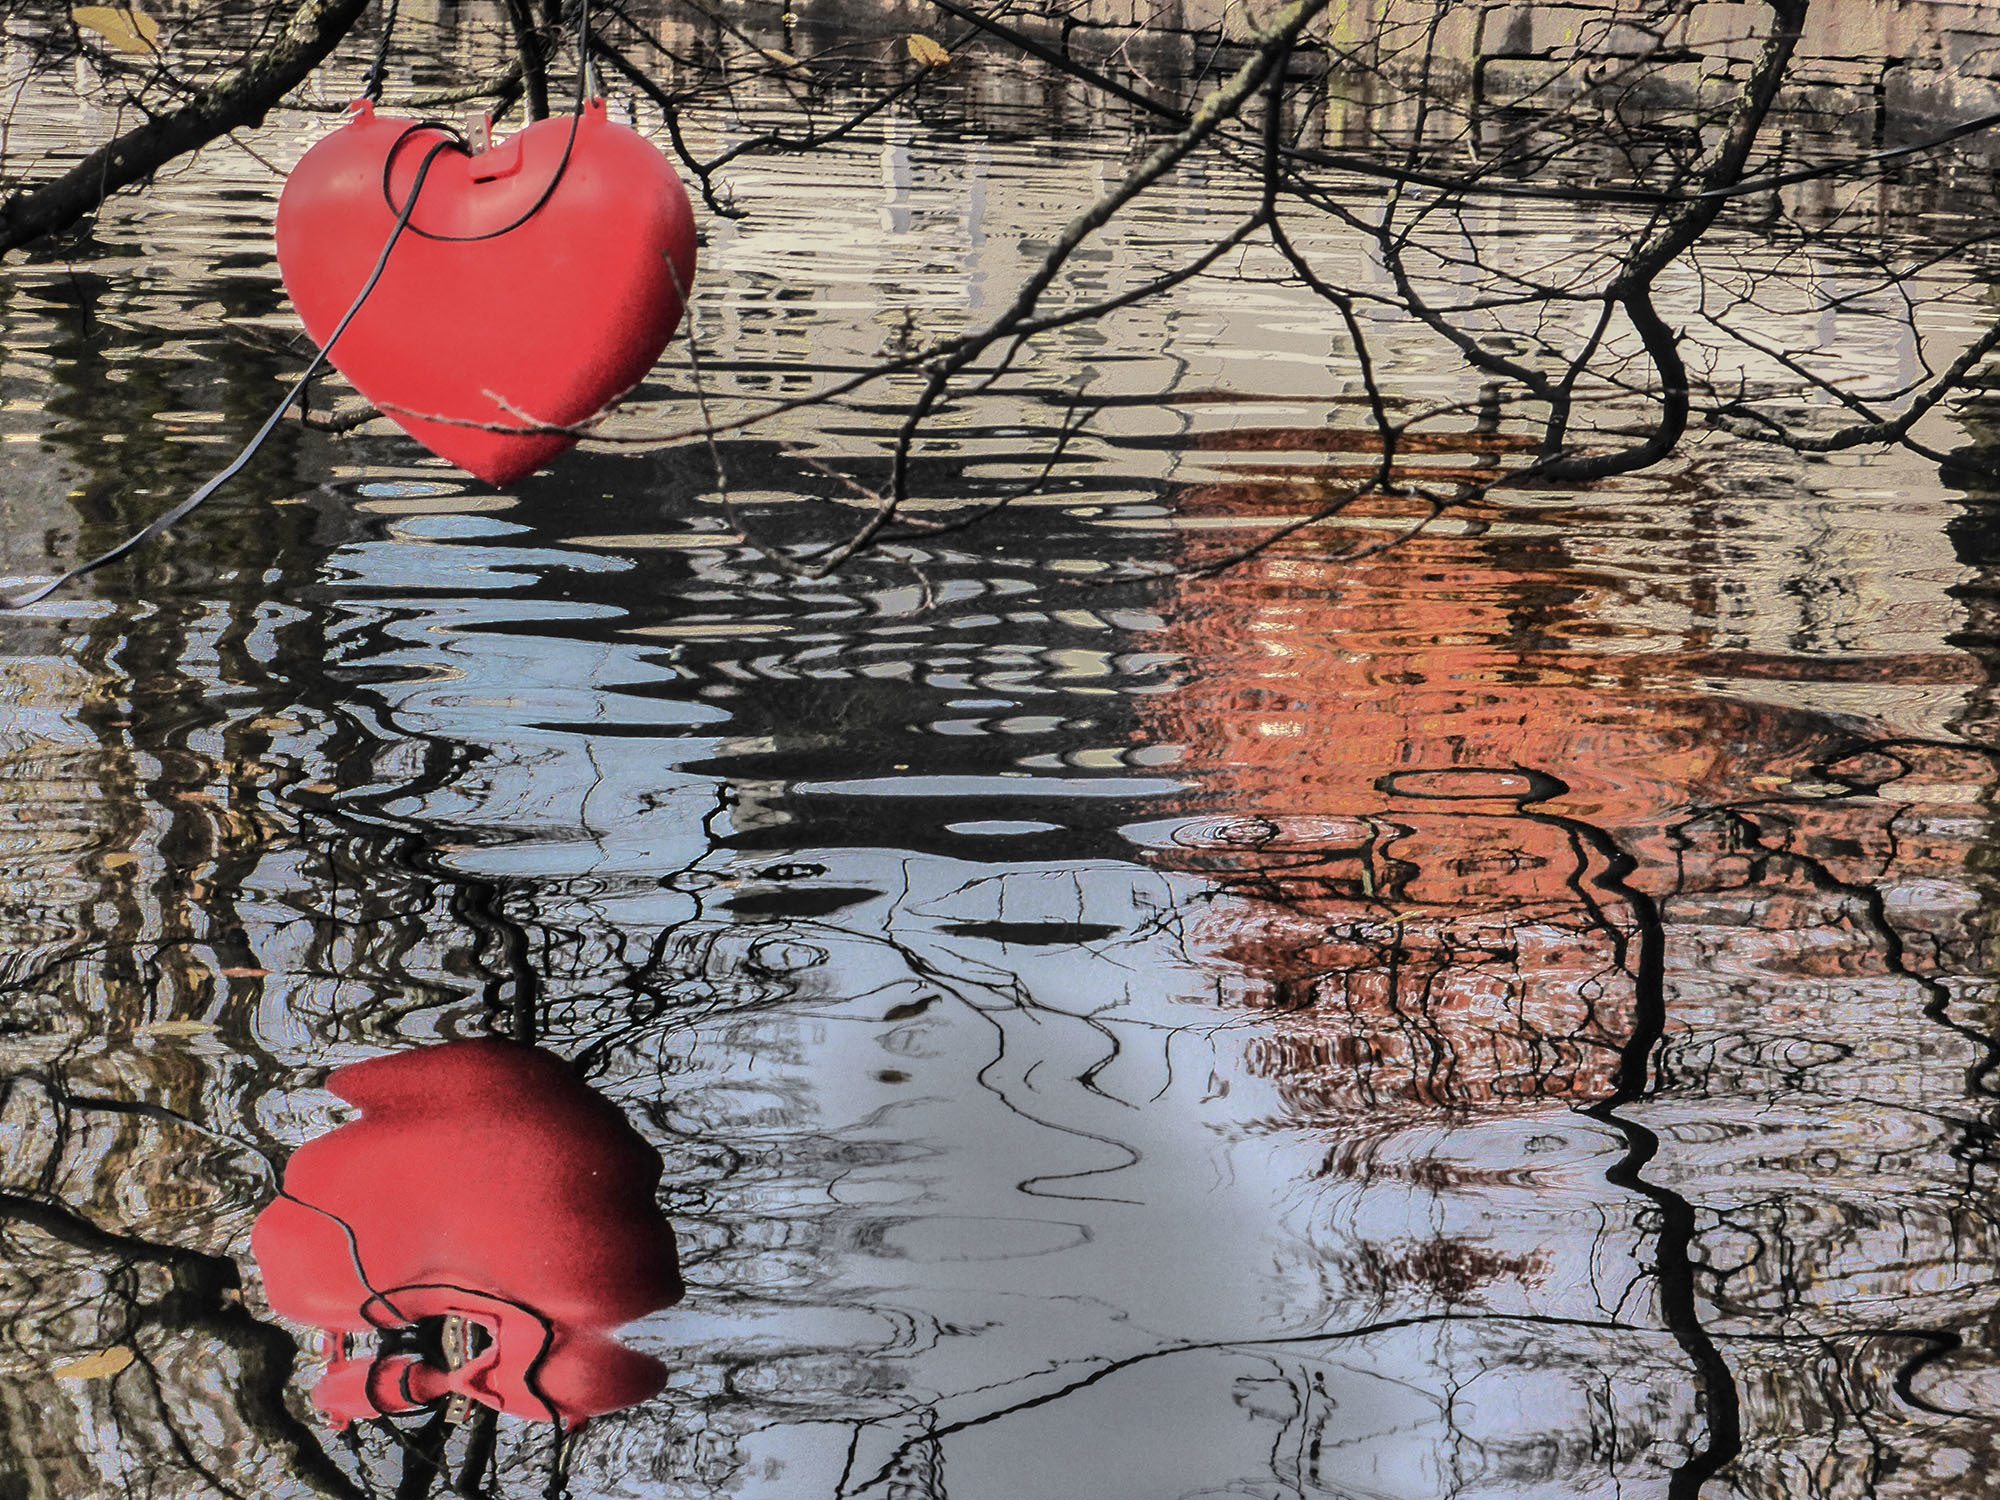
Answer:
xmin=276 ymin=99 xmax=696 ymax=486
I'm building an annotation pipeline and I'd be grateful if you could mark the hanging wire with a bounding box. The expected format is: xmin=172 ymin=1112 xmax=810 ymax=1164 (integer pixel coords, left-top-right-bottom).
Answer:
xmin=575 ymin=0 xmax=599 ymax=103
xmin=360 ymin=0 xmax=402 ymax=103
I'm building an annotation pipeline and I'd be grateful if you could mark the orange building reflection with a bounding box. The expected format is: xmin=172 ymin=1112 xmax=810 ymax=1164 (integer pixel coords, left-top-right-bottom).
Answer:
xmin=1140 ymin=476 xmax=1985 ymax=1121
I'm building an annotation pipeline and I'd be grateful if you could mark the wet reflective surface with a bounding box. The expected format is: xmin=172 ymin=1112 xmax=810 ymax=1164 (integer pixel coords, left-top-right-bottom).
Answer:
xmin=9 ymin=15 xmax=2000 ymax=1500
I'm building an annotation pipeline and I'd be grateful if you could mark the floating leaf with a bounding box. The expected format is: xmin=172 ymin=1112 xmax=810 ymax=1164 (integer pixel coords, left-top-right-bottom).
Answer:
xmin=72 ymin=5 xmax=160 ymax=55
xmin=53 ymin=1346 xmax=135 ymax=1381
xmin=758 ymin=46 xmax=806 ymax=72
xmin=907 ymin=33 xmax=951 ymax=69
xmin=140 ymin=1019 xmax=217 ymax=1037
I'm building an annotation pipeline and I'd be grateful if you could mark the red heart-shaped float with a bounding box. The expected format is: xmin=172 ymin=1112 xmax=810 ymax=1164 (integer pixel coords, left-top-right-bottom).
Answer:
xmin=277 ymin=99 xmax=696 ymax=486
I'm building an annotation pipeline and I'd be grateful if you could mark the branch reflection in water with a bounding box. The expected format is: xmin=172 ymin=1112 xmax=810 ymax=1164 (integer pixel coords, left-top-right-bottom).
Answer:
xmin=6 ymin=14 xmax=2000 ymax=1500
xmin=1128 ymin=464 xmax=2000 ymax=1498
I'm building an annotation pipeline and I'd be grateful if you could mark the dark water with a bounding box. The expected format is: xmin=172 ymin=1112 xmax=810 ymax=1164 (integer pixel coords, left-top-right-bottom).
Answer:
xmin=6 ymin=15 xmax=2000 ymax=1499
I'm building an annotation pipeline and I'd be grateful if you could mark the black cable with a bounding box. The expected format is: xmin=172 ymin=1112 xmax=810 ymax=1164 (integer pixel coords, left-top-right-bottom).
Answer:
xmin=0 ymin=134 xmax=461 ymax=612
xmin=383 ymin=110 xmax=580 ymax=243
xmin=385 ymin=0 xmax=595 ymax=242
xmin=361 ymin=0 xmax=402 ymax=103
xmin=576 ymin=0 xmax=597 ymax=100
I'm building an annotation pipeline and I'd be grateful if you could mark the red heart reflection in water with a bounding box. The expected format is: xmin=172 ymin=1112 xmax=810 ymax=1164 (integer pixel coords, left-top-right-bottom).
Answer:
xmin=251 ymin=1040 xmax=683 ymax=1427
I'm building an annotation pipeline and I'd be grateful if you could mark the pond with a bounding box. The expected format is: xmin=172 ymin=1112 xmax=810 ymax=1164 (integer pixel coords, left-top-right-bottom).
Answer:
xmin=3 ymin=8 xmax=1999 ymax=1498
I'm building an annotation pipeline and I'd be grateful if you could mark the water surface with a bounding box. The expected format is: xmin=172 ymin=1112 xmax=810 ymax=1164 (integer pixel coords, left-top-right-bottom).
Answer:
xmin=3 ymin=17 xmax=2000 ymax=1500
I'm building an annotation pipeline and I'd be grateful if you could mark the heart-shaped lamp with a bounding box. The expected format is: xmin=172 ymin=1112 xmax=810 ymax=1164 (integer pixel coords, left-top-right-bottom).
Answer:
xmin=277 ymin=99 xmax=697 ymax=487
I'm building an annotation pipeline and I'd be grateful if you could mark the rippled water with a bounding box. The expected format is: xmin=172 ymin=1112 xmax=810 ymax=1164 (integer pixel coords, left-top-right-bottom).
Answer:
xmin=7 ymin=11 xmax=2000 ymax=1499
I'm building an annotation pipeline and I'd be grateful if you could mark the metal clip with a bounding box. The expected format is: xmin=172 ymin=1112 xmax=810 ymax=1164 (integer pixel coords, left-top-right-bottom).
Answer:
xmin=440 ymin=1314 xmax=474 ymax=1427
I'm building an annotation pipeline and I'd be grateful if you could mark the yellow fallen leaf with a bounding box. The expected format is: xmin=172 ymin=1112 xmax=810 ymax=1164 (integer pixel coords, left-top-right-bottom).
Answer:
xmin=218 ymin=967 xmax=269 ymax=979
xmin=72 ymin=5 xmax=159 ymax=54
xmin=139 ymin=1019 xmax=217 ymax=1037
xmin=758 ymin=46 xmax=806 ymax=71
xmin=907 ymin=33 xmax=951 ymax=69
xmin=101 ymin=852 xmax=138 ymax=871
xmin=53 ymin=1346 xmax=135 ymax=1381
